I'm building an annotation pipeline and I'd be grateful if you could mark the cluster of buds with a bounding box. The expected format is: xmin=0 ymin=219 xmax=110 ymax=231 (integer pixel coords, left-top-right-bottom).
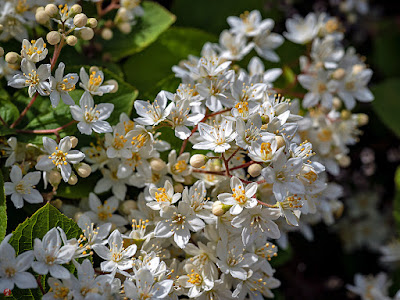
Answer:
xmin=35 ymin=4 xmax=97 ymax=47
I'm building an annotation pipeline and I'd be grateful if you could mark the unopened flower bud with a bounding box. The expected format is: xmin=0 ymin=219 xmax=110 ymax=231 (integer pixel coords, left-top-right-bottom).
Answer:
xmin=74 ymin=13 xmax=88 ymax=28
xmin=332 ymin=97 xmax=342 ymax=109
xmin=36 ymin=9 xmax=50 ymax=25
xmin=334 ymin=201 xmax=344 ymax=218
xmin=104 ymin=79 xmax=118 ymax=93
xmin=87 ymin=18 xmax=98 ymax=28
xmin=51 ymin=199 xmax=63 ymax=209
xmin=119 ymin=200 xmax=137 ymax=215
xmin=150 ymin=158 xmax=166 ymax=172
xmin=74 ymin=211 xmax=83 ymax=222
xmin=190 ymin=154 xmax=208 ymax=168
xmin=332 ymin=68 xmax=346 ymax=80
xmin=352 ymin=64 xmax=364 ymax=75
xmin=70 ymin=4 xmax=82 ymax=16
xmin=174 ymin=183 xmax=184 ymax=193
xmin=66 ymin=35 xmax=78 ymax=46
xmin=48 ymin=170 xmax=62 ymax=187
xmin=46 ymin=31 xmax=61 ymax=45
xmin=118 ymin=22 xmax=132 ymax=34
xmin=341 ymin=110 xmax=351 ymax=120
xmin=101 ymin=28 xmax=113 ymax=40
xmin=45 ymin=4 xmax=58 ymax=18
xmin=68 ymin=173 xmax=78 ymax=185
xmin=0 ymin=47 xmax=4 ymax=57
xmin=89 ymin=66 xmax=100 ymax=73
xmin=184 ymin=175 xmax=193 ymax=185
xmin=5 ymin=52 xmax=20 ymax=64
xmin=212 ymin=201 xmax=231 ymax=216
xmin=338 ymin=155 xmax=351 ymax=168
xmin=248 ymin=163 xmax=262 ymax=177
xmin=356 ymin=113 xmax=369 ymax=126
xmin=275 ymin=136 xmax=285 ymax=149
xmin=75 ymin=163 xmax=91 ymax=178
xmin=79 ymin=27 xmax=94 ymax=40
xmin=69 ymin=136 xmax=78 ymax=148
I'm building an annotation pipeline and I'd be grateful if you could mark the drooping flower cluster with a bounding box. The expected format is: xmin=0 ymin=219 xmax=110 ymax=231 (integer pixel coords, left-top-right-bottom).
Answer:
xmin=0 ymin=4 xmax=382 ymax=300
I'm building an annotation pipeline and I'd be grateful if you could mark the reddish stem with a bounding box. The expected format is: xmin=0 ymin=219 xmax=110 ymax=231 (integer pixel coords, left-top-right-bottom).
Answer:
xmin=50 ymin=39 xmax=64 ymax=71
xmin=222 ymin=153 xmax=230 ymax=176
xmin=192 ymin=169 xmax=225 ymax=176
xmin=37 ymin=275 xmax=45 ymax=295
xmin=0 ymin=116 xmax=7 ymax=127
xmin=257 ymin=199 xmax=276 ymax=208
xmin=227 ymin=147 xmax=240 ymax=162
xmin=98 ymin=0 xmax=120 ymax=18
xmin=230 ymin=160 xmax=261 ymax=171
xmin=15 ymin=120 xmax=77 ymax=135
xmin=10 ymin=93 xmax=39 ymax=128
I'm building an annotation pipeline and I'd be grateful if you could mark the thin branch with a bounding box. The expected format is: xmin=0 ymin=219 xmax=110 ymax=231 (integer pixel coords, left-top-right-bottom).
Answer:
xmin=10 ymin=92 xmax=39 ymax=128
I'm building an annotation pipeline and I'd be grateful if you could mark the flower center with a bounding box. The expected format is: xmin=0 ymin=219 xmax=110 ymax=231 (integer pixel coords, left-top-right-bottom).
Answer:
xmin=113 ymin=135 xmax=127 ymax=150
xmin=317 ymin=128 xmax=332 ymax=142
xmin=84 ymin=105 xmax=100 ymax=123
xmin=187 ymin=270 xmax=202 ymax=285
xmin=89 ymin=71 xmax=102 ymax=90
xmin=57 ymin=77 xmax=76 ymax=92
xmin=260 ymin=142 xmax=273 ymax=160
xmin=174 ymin=160 xmax=187 ymax=173
xmin=49 ymin=147 xmax=68 ymax=167
xmin=4 ymin=267 xmax=16 ymax=277
xmin=54 ymin=285 xmax=69 ymax=299
xmin=24 ymin=69 xmax=40 ymax=86
xmin=46 ymin=255 xmax=56 ymax=265
xmin=235 ymin=101 xmax=249 ymax=114
xmin=155 ymin=188 xmax=169 ymax=203
xmin=232 ymin=187 xmax=247 ymax=204
xmin=15 ymin=180 xmax=29 ymax=194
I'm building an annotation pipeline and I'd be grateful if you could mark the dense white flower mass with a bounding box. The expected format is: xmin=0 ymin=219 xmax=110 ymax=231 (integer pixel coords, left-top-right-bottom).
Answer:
xmin=0 ymin=3 xmax=385 ymax=300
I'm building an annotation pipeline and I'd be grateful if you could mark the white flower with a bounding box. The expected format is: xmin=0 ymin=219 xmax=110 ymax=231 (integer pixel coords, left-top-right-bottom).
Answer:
xmin=77 ymin=214 xmax=111 ymax=250
xmin=193 ymin=120 xmax=237 ymax=153
xmin=247 ymin=57 xmax=282 ymax=84
xmin=154 ymin=202 xmax=205 ymax=249
xmin=21 ymin=38 xmax=48 ymax=63
xmin=177 ymin=263 xmax=214 ymax=297
xmin=93 ymin=229 xmax=137 ymax=273
xmin=231 ymin=205 xmax=281 ymax=246
xmin=79 ymin=67 xmax=116 ymax=96
xmin=8 ymin=59 xmax=51 ymax=97
xmin=32 ymin=228 xmax=76 ymax=279
xmin=182 ymin=180 xmax=214 ymax=222
xmin=235 ymin=114 xmax=270 ymax=150
xmin=134 ymin=91 xmax=173 ymax=126
xmin=70 ymin=92 xmax=114 ymax=135
xmin=43 ymin=277 xmax=74 ymax=300
xmin=49 ymin=62 xmax=79 ymax=108
xmin=276 ymin=194 xmax=303 ymax=226
xmin=298 ymin=71 xmax=336 ymax=108
xmin=84 ymin=193 xmax=128 ymax=227
xmin=104 ymin=123 xmax=135 ymax=159
xmin=71 ymin=259 xmax=110 ymax=299
xmin=248 ymin=138 xmax=281 ymax=163
xmin=232 ymin=270 xmax=281 ymax=299
xmin=261 ymin=151 xmax=305 ymax=200
xmin=217 ymin=30 xmax=253 ymax=61
xmin=216 ymin=239 xmax=257 ymax=280
xmin=227 ymin=10 xmax=273 ymax=37
xmin=4 ymin=165 xmax=43 ymax=208
xmin=217 ymin=176 xmax=258 ymax=215
xmin=35 ymin=137 xmax=85 ymax=182
xmin=334 ymin=66 xmax=374 ymax=109
xmin=0 ymin=243 xmax=37 ymax=291
xmin=253 ymin=29 xmax=284 ymax=62
xmin=167 ymin=150 xmax=191 ymax=182
xmin=347 ymin=273 xmax=391 ymax=300
xmin=147 ymin=180 xmax=181 ymax=211
xmin=124 ymin=269 xmax=173 ymax=299
xmin=167 ymin=100 xmax=204 ymax=140
xmin=3 ymin=137 xmax=22 ymax=167
xmin=94 ymin=160 xmax=130 ymax=200
xmin=380 ymin=240 xmax=400 ymax=264
xmin=284 ymin=13 xmax=319 ymax=44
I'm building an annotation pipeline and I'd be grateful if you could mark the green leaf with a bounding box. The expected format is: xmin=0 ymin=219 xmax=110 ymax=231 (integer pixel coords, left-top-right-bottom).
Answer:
xmin=394 ymin=167 xmax=400 ymax=233
xmin=0 ymin=169 xmax=6 ymax=242
xmin=101 ymin=1 xmax=176 ymax=61
xmin=0 ymin=98 xmax=19 ymax=125
xmin=6 ymin=203 xmax=82 ymax=299
xmin=9 ymin=203 xmax=82 ymax=254
xmin=371 ymin=78 xmax=400 ymax=137
xmin=123 ymin=26 xmax=217 ymax=97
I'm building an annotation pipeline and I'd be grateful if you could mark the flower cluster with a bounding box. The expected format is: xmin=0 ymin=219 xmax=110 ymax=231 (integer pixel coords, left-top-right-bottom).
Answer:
xmin=0 ymin=4 xmax=380 ymax=300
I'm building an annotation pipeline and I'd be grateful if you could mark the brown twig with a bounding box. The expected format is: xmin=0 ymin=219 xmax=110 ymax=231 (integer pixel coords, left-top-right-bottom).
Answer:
xmin=10 ymin=93 xmax=39 ymax=129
